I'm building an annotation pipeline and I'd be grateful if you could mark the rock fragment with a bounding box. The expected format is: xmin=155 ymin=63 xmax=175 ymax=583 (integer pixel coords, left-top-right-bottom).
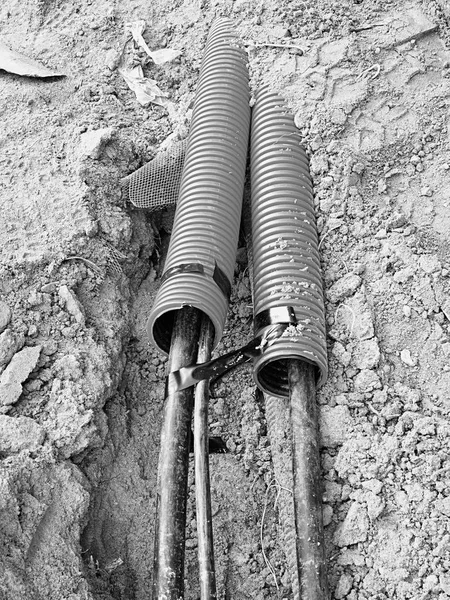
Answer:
xmin=59 ymin=285 xmax=85 ymax=325
xmin=435 ymin=497 xmax=450 ymax=517
xmin=332 ymin=342 xmax=351 ymax=367
xmin=320 ymin=405 xmax=352 ymax=448
xmin=0 ymin=330 xmax=24 ymax=373
xmin=0 ymin=301 xmax=12 ymax=334
xmin=0 ymin=415 xmax=45 ymax=453
xmin=335 ymin=573 xmax=354 ymax=599
xmin=365 ymin=490 xmax=385 ymax=520
xmin=327 ymin=274 xmax=362 ymax=303
xmin=353 ymin=369 xmax=381 ymax=393
xmin=1 ymin=345 xmax=42 ymax=385
xmin=400 ymin=349 xmax=417 ymax=367
xmin=0 ymin=345 xmax=42 ymax=408
xmin=333 ymin=502 xmax=369 ymax=547
xmin=352 ymin=339 xmax=380 ymax=370
xmin=323 ymin=505 xmax=333 ymax=526
xmin=0 ymin=382 xmax=23 ymax=408
xmin=77 ymin=127 xmax=115 ymax=160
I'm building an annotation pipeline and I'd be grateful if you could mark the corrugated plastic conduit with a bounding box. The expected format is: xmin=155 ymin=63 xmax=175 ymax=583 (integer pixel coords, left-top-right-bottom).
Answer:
xmin=250 ymin=86 xmax=328 ymax=398
xmin=147 ymin=18 xmax=251 ymax=352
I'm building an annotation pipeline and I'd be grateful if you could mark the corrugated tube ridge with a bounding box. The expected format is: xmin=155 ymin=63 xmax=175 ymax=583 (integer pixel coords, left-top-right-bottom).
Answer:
xmin=147 ymin=18 xmax=251 ymax=353
xmin=250 ymin=86 xmax=328 ymax=397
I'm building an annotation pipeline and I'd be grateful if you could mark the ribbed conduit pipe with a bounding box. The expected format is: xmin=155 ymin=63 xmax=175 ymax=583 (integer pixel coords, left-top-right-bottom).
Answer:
xmin=250 ymin=86 xmax=327 ymax=398
xmin=147 ymin=18 xmax=250 ymax=353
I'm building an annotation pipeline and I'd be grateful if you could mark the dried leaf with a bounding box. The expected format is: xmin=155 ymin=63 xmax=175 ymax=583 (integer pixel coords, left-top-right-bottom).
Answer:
xmin=0 ymin=41 xmax=65 ymax=78
xmin=126 ymin=20 xmax=181 ymax=65
xmin=119 ymin=65 xmax=169 ymax=107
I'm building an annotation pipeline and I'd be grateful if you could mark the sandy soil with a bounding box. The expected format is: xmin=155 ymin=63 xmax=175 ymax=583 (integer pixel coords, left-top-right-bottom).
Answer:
xmin=1 ymin=0 xmax=450 ymax=599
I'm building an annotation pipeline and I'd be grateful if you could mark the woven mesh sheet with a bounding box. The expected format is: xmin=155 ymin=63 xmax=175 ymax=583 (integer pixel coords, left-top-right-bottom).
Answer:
xmin=123 ymin=139 xmax=187 ymax=211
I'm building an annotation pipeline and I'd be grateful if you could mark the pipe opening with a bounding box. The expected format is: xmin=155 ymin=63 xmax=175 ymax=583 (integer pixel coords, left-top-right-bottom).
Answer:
xmin=151 ymin=308 xmax=217 ymax=355
xmin=254 ymin=356 xmax=320 ymax=399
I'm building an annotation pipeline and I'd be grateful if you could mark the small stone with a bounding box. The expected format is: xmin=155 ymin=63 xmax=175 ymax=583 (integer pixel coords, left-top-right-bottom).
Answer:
xmin=320 ymin=405 xmax=352 ymax=448
xmin=309 ymin=154 xmax=329 ymax=175
xmin=423 ymin=574 xmax=438 ymax=593
xmin=374 ymin=228 xmax=387 ymax=239
xmin=27 ymin=324 xmax=38 ymax=337
xmin=400 ymin=349 xmax=416 ymax=366
xmin=105 ymin=49 xmax=122 ymax=71
xmin=441 ymin=343 xmax=450 ymax=356
xmin=327 ymin=274 xmax=362 ymax=304
xmin=332 ymin=342 xmax=351 ymax=367
xmin=394 ymin=268 xmax=414 ymax=284
xmin=326 ymin=140 xmax=340 ymax=154
xmin=335 ymin=573 xmax=354 ymax=599
xmin=352 ymin=162 xmax=365 ymax=175
xmin=353 ymin=369 xmax=381 ymax=393
xmin=381 ymin=400 xmax=402 ymax=421
xmin=42 ymin=340 xmax=58 ymax=355
xmin=59 ymin=285 xmax=85 ymax=325
xmin=337 ymin=549 xmax=365 ymax=566
xmin=310 ymin=134 xmax=323 ymax=151
xmin=361 ymin=479 xmax=383 ymax=494
xmin=321 ymin=175 xmax=334 ymax=189
xmin=0 ymin=330 xmax=23 ymax=371
xmin=27 ymin=290 xmax=44 ymax=307
xmin=365 ymin=490 xmax=385 ymax=520
xmin=237 ymin=278 xmax=251 ymax=299
xmin=0 ymin=382 xmax=23 ymax=408
xmin=435 ymin=497 xmax=450 ymax=517
xmin=0 ymin=345 xmax=42 ymax=385
xmin=323 ymin=505 xmax=333 ymax=526
xmin=352 ymin=339 xmax=380 ymax=370
xmin=330 ymin=108 xmax=347 ymax=125
xmin=371 ymin=389 xmax=387 ymax=405
xmin=403 ymin=305 xmax=412 ymax=318
xmin=62 ymin=326 xmax=75 ymax=337
xmin=418 ymin=255 xmax=440 ymax=274
xmin=77 ymin=127 xmax=115 ymax=160
xmin=24 ymin=379 xmax=42 ymax=393
xmin=387 ymin=212 xmax=407 ymax=229
xmin=41 ymin=282 xmax=57 ymax=294
xmin=333 ymin=502 xmax=369 ymax=547
xmin=377 ymin=179 xmax=387 ymax=193
xmin=0 ymin=415 xmax=45 ymax=453
xmin=324 ymin=481 xmax=342 ymax=503
xmin=0 ymin=302 xmax=11 ymax=334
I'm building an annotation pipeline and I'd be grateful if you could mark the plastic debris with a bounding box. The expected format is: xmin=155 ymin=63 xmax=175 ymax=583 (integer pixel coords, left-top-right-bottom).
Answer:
xmin=126 ymin=20 xmax=181 ymax=65
xmin=119 ymin=65 xmax=170 ymax=107
xmin=0 ymin=40 xmax=65 ymax=78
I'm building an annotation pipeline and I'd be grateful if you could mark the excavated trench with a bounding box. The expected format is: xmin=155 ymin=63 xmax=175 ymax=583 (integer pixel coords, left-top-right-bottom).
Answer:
xmin=78 ymin=215 xmax=292 ymax=600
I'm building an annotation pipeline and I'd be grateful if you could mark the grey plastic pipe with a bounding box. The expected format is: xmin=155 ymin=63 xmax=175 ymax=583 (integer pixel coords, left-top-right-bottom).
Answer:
xmin=147 ymin=18 xmax=250 ymax=352
xmin=250 ymin=86 xmax=328 ymax=398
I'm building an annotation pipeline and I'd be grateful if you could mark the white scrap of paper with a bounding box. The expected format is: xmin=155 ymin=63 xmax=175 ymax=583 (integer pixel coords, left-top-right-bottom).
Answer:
xmin=119 ymin=65 xmax=170 ymax=107
xmin=126 ymin=20 xmax=181 ymax=65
